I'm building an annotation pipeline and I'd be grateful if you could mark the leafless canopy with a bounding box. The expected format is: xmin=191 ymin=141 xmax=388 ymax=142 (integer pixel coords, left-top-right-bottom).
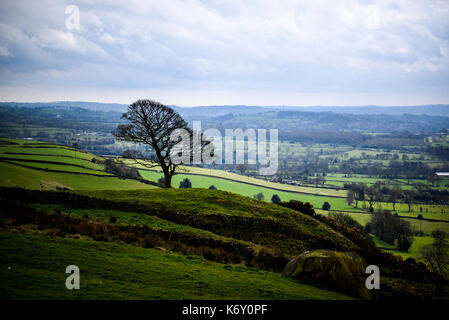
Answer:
xmin=113 ymin=99 xmax=191 ymax=187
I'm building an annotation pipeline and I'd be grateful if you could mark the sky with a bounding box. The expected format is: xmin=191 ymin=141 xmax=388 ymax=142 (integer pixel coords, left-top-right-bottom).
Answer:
xmin=0 ymin=0 xmax=448 ymax=106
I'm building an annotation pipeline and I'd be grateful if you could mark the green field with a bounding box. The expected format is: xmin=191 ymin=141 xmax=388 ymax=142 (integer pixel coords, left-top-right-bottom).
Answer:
xmin=0 ymin=232 xmax=352 ymax=299
xmin=0 ymin=162 xmax=157 ymax=190
xmin=0 ymin=138 xmax=155 ymax=190
xmin=139 ymin=170 xmax=359 ymax=212
xmin=1 ymin=137 xmax=448 ymax=263
xmin=124 ymin=160 xmax=347 ymax=197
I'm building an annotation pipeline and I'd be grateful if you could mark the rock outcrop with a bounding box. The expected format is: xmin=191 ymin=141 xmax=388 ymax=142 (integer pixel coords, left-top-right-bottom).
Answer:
xmin=283 ymin=250 xmax=370 ymax=299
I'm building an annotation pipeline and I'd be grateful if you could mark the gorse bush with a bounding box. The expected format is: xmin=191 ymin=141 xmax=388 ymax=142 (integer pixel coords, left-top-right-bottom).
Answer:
xmin=328 ymin=212 xmax=363 ymax=232
xmin=279 ymin=200 xmax=316 ymax=217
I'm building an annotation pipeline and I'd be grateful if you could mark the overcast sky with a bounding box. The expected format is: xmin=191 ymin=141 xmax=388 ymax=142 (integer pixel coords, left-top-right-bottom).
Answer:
xmin=0 ymin=0 xmax=448 ymax=106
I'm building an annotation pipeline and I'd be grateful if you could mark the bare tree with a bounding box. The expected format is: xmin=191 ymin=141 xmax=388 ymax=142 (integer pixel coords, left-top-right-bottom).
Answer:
xmin=420 ymin=230 xmax=449 ymax=274
xmin=236 ymin=164 xmax=247 ymax=176
xmin=366 ymin=185 xmax=378 ymax=210
xmin=113 ymin=99 xmax=206 ymax=188
xmin=346 ymin=190 xmax=355 ymax=206
xmin=403 ymin=190 xmax=416 ymax=212
xmin=390 ymin=188 xmax=402 ymax=211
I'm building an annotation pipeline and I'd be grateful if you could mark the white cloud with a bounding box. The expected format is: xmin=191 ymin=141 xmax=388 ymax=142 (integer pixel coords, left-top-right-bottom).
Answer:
xmin=0 ymin=0 xmax=448 ymax=105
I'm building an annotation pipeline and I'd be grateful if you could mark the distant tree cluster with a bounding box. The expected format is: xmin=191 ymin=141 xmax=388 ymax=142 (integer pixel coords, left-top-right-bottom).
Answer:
xmin=365 ymin=210 xmax=414 ymax=252
xmin=346 ymin=182 xmax=448 ymax=210
xmin=328 ymin=212 xmax=363 ymax=231
xmin=104 ymin=158 xmax=142 ymax=181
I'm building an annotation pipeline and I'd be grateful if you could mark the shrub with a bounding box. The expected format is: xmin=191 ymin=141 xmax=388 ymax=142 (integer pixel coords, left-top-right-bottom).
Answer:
xmin=397 ymin=235 xmax=413 ymax=252
xmin=322 ymin=201 xmax=331 ymax=210
xmin=253 ymin=192 xmax=265 ymax=201
xmin=109 ymin=216 xmax=117 ymax=223
xmin=279 ymin=200 xmax=316 ymax=217
xmin=179 ymin=178 xmax=192 ymax=188
xmin=104 ymin=158 xmax=142 ymax=180
xmin=271 ymin=194 xmax=281 ymax=204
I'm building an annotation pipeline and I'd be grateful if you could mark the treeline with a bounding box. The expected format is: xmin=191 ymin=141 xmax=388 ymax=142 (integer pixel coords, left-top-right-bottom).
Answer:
xmin=346 ymin=182 xmax=449 ymax=209
xmin=279 ymin=131 xmax=426 ymax=148
xmin=0 ymin=105 xmax=121 ymax=132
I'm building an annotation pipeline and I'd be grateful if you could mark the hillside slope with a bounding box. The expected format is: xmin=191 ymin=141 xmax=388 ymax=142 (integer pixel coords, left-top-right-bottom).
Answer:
xmin=0 ymin=138 xmax=155 ymax=190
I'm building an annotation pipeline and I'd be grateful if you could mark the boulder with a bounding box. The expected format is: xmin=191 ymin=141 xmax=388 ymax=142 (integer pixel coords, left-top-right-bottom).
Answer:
xmin=283 ymin=249 xmax=370 ymax=299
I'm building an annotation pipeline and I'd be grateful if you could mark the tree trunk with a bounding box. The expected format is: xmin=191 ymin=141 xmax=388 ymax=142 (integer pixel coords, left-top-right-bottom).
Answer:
xmin=163 ymin=170 xmax=172 ymax=188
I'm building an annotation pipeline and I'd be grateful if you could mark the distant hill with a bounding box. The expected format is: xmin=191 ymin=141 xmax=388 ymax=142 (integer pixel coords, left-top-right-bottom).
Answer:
xmin=2 ymin=101 xmax=448 ymax=118
xmin=0 ymin=101 xmax=128 ymax=113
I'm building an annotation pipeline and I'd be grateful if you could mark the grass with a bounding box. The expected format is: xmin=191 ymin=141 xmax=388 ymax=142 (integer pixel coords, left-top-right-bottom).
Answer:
xmin=69 ymin=188 xmax=358 ymax=255
xmin=371 ymin=235 xmax=435 ymax=260
xmin=0 ymin=162 xmax=155 ymax=190
xmin=0 ymin=153 xmax=104 ymax=170
xmin=28 ymin=203 xmax=240 ymax=243
xmin=124 ymin=159 xmax=347 ymax=197
xmin=0 ymin=138 xmax=156 ymax=190
xmin=0 ymin=232 xmax=353 ymax=300
xmin=6 ymin=160 xmax=111 ymax=175
xmin=139 ymin=170 xmax=360 ymax=213
xmin=318 ymin=209 xmax=449 ymax=259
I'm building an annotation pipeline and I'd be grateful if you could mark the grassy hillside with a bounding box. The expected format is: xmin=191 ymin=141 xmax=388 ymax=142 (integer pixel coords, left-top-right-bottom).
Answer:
xmin=0 ymin=186 xmax=365 ymax=299
xmin=0 ymin=138 xmax=155 ymax=190
xmin=0 ymin=232 xmax=352 ymax=299
xmin=2 ymin=187 xmax=359 ymax=256
xmin=1 ymin=138 xmax=448 ymax=300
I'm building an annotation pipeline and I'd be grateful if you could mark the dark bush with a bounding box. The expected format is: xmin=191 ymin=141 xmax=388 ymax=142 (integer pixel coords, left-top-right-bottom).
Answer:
xmin=279 ymin=200 xmax=316 ymax=217
xmin=322 ymin=201 xmax=331 ymax=210
xmin=271 ymin=194 xmax=281 ymax=204
xmin=398 ymin=235 xmax=413 ymax=252
xmin=179 ymin=178 xmax=192 ymax=188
